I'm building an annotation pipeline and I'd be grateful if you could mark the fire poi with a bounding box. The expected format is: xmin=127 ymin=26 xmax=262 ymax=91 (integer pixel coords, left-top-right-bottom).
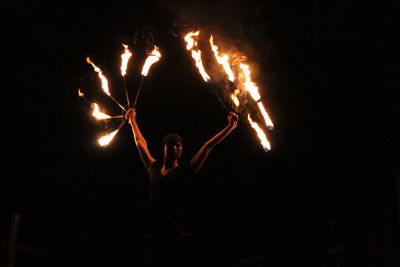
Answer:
xmin=184 ymin=30 xmax=274 ymax=151
xmin=81 ymin=44 xmax=162 ymax=147
xmin=80 ymin=30 xmax=274 ymax=151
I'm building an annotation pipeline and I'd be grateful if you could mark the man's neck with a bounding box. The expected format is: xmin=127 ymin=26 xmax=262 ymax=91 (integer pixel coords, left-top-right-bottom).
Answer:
xmin=163 ymin=158 xmax=178 ymax=170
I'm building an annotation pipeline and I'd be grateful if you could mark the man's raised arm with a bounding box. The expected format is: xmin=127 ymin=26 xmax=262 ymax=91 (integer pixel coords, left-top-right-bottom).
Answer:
xmin=126 ymin=108 xmax=156 ymax=172
xmin=191 ymin=112 xmax=238 ymax=174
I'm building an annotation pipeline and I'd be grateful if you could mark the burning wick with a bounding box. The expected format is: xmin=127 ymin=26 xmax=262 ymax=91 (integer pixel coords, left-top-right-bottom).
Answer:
xmin=209 ymin=35 xmax=235 ymax=82
xmin=86 ymin=57 xmax=126 ymax=112
xmin=239 ymin=63 xmax=274 ymax=130
xmin=184 ymin=31 xmax=211 ymax=82
xmin=133 ymin=45 xmax=162 ymax=107
xmin=98 ymin=120 xmax=126 ymax=147
xmin=92 ymin=103 xmax=111 ymax=120
xmin=247 ymin=114 xmax=271 ymax=152
xmin=120 ymin=43 xmax=133 ymax=107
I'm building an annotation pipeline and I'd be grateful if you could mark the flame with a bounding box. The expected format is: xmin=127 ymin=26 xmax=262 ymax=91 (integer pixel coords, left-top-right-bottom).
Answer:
xmin=209 ymin=35 xmax=235 ymax=82
xmin=239 ymin=63 xmax=260 ymax=101
xmin=184 ymin=31 xmax=211 ymax=82
xmin=191 ymin=50 xmax=211 ymax=82
xmin=141 ymin=45 xmax=162 ymax=76
xmin=184 ymin=31 xmax=199 ymax=50
xmin=92 ymin=103 xmax=111 ymax=120
xmin=240 ymin=63 xmax=274 ymax=129
xmin=231 ymin=89 xmax=240 ymax=107
xmin=257 ymin=102 xmax=274 ymax=130
xmin=78 ymin=88 xmax=84 ymax=97
xmin=98 ymin=129 xmax=119 ymax=147
xmin=120 ymin=44 xmax=132 ymax=76
xmin=247 ymin=114 xmax=271 ymax=152
xmin=86 ymin=57 xmax=110 ymax=96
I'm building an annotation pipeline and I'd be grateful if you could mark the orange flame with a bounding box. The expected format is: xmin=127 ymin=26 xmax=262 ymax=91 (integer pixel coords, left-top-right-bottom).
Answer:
xmin=257 ymin=102 xmax=274 ymax=130
xmin=239 ymin=63 xmax=260 ymax=101
xmin=86 ymin=57 xmax=110 ymax=96
xmin=231 ymin=89 xmax=240 ymax=107
xmin=240 ymin=63 xmax=274 ymax=130
xmin=184 ymin=31 xmax=211 ymax=82
xmin=141 ymin=45 xmax=162 ymax=76
xmin=92 ymin=103 xmax=111 ymax=120
xmin=120 ymin=44 xmax=132 ymax=76
xmin=191 ymin=49 xmax=211 ymax=82
xmin=247 ymin=114 xmax=271 ymax=151
xmin=78 ymin=88 xmax=84 ymax=97
xmin=98 ymin=129 xmax=119 ymax=147
xmin=184 ymin=31 xmax=199 ymax=50
xmin=209 ymin=35 xmax=235 ymax=82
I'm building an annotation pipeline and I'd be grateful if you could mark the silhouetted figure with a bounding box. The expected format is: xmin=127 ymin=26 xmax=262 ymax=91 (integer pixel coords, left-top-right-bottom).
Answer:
xmin=126 ymin=107 xmax=238 ymax=265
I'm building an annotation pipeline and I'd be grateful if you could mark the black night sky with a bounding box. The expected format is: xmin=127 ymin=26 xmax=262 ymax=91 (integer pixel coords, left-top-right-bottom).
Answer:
xmin=1 ymin=1 xmax=398 ymax=266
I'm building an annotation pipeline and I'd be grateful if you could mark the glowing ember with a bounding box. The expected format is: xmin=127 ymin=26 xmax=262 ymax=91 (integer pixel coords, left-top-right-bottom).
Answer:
xmin=184 ymin=31 xmax=211 ymax=82
xmin=209 ymin=35 xmax=235 ymax=82
xmin=92 ymin=103 xmax=111 ymax=120
xmin=98 ymin=129 xmax=119 ymax=147
xmin=120 ymin=44 xmax=132 ymax=76
xmin=86 ymin=57 xmax=110 ymax=96
xmin=141 ymin=45 xmax=162 ymax=76
xmin=247 ymin=114 xmax=271 ymax=152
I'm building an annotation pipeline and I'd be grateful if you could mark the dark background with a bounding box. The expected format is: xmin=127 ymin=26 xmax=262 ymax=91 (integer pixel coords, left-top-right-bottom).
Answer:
xmin=1 ymin=0 xmax=398 ymax=266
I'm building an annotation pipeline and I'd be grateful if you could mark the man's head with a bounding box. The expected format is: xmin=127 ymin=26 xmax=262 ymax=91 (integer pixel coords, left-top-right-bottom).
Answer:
xmin=162 ymin=133 xmax=183 ymax=160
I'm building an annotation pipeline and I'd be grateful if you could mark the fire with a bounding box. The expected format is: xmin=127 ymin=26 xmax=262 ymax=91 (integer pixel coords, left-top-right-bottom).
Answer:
xmin=191 ymin=50 xmax=211 ymax=82
xmin=184 ymin=31 xmax=199 ymax=50
xmin=240 ymin=63 xmax=274 ymax=130
xmin=184 ymin=31 xmax=211 ymax=82
xmin=86 ymin=57 xmax=110 ymax=96
xmin=92 ymin=103 xmax=111 ymax=120
xmin=98 ymin=129 xmax=119 ymax=147
xmin=247 ymin=114 xmax=271 ymax=152
xmin=78 ymin=88 xmax=84 ymax=97
xmin=120 ymin=44 xmax=132 ymax=76
xmin=239 ymin=63 xmax=261 ymax=101
xmin=231 ymin=89 xmax=240 ymax=107
xmin=209 ymin=35 xmax=235 ymax=82
xmin=141 ymin=45 xmax=162 ymax=76
xmin=257 ymin=102 xmax=274 ymax=130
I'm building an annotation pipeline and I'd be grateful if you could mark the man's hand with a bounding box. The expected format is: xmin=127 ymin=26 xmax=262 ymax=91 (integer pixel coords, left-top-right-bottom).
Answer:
xmin=125 ymin=108 xmax=136 ymax=125
xmin=227 ymin=112 xmax=239 ymax=130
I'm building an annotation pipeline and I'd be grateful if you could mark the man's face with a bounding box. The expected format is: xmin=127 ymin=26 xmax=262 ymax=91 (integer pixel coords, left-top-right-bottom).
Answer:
xmin=164 ymin=141 xmax=182 ymax=160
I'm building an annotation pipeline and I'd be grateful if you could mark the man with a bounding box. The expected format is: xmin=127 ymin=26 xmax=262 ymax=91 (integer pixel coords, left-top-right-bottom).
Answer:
xmin=125 ymin=107 xmax=238 ymax=265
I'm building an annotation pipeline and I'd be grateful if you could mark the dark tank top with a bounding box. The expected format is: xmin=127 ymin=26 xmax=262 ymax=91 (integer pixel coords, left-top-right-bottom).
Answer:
xmin=148 ymin=161 xmax=194 ymax=237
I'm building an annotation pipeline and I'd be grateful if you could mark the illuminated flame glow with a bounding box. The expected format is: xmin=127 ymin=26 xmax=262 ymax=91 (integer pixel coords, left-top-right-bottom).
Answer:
xmin=191 ymin=50 xmax=211 ymax=82
xmin=141 ymin=45 xmax=162 ymax=76
xmin=231 ymin=89 xmax=240 ymax=107
xmin=78 ymin=88 xmax=84 ymax=97
xmin=98 ymin=129 xmax=119 ymax=147
xmin=257 ymin=102 xmax=274 ymax=130
xmin=209 ymin=35 xmax=235 ymax=82
xmin=92 ymin=103 xmax=111 ymax=120
xmin=240 ymin=63 xmax=274 ymax=130
xmin=86 ymin=57 xmax=110 ymax=96
xmin=239 ymin=63 xmax=261 ymax=101
xmin=247 ymin=114 xmax=271 ymax=152
xmin=120 ymin=44 xmax=132 ymax=76
xmin=184 ymin=31 xmax=199 ymax=50
xmin=184 ymin=31 xmax=211 ymax=82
